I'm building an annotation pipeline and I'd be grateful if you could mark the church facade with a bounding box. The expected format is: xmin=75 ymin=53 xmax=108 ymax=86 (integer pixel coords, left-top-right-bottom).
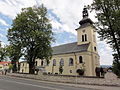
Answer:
xmin=20 ymin=7 xmax=100 ymax=76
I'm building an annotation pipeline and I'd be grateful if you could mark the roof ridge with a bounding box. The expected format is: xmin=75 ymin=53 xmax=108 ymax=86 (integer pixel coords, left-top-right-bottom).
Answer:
xmin=52 ymin=42 xmax=77 ymax=48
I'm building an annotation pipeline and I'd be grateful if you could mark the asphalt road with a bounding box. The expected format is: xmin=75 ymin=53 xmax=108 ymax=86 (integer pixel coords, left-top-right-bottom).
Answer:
xmin=0 ymin=75 xmax=94 ymax=90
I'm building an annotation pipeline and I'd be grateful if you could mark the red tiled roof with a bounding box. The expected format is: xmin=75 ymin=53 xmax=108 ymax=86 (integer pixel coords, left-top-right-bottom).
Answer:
xmin=0 ymin=62 xmax=11 ymax=65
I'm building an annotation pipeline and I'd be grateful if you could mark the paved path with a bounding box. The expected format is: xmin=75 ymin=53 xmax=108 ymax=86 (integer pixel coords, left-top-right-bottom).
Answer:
xmin=0 ymin=75 xmax=94 ymax=90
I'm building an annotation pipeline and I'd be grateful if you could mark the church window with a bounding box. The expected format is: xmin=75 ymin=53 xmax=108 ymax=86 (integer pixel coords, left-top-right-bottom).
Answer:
xmin=35 ymin=61 xmax=37 ymax=66
xmin=60 ymin=58 xmax=64 ymax=66
xmin=23 ymin=63 xmax=24 ymax=67
xmin=85 ymin=34 xmax=87 ymax=41
xmin=82 ymin=35 xmax=84 ymax=42
xmin=69 ymin=58 xmax=74 ymax=66
xmin=53 ymin=59 xmax=56 ymax=66
xmin=41 ymin=61 xmax=43 ymax=66
xmin=94 ymin=47 xmax=97 ymax=51
xmin=79 ymin=56 xmax=83 ymax=63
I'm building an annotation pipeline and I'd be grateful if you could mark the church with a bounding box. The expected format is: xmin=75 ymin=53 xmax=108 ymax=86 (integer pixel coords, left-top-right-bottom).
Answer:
xmin=20 ymin=7 xmax=100 ymax=76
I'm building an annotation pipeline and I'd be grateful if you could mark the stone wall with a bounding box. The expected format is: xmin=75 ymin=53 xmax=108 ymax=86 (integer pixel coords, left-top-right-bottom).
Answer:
xmin=7 ymin=72 xmax=120 ymax=86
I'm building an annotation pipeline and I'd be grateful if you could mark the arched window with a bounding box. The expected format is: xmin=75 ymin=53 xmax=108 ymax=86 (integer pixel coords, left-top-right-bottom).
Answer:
xmin=82 ymin=35 xmax=84 ymax=42
xmin=94 ymin=46 xmax=97 ymax=51
xmin=60 ymin=58 xmax=64 ymax=66
xmin=35 ymin=61 xmax=37 ymax=66
xmin=69 ymin=58 xmax=74 ymax=66
xmin=53 ymin=59 xmax=56 ymax=66
xmin=79 ymin=56 xmax=83 ymax=63
xmin=41 ymin=61 xmax=43 ymax=66
xmin=85 ymin=34 xmax=87 ymax=41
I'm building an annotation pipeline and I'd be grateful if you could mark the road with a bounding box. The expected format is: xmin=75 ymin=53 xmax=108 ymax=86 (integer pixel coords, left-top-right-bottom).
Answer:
xmin=0 ymin=75 xmax=94 ymax=90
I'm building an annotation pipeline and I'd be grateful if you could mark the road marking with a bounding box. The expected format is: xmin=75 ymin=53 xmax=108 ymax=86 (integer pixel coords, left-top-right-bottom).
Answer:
xmin=2 ymin=80 xmax=63 ymax=90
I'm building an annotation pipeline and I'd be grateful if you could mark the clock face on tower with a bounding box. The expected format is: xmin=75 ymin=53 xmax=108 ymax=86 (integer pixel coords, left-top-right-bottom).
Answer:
xmin=82 ymin=30 xmax=85 ymax=33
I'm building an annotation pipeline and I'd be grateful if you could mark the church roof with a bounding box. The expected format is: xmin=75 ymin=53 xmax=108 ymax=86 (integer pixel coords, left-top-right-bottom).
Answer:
xmin=52 ymin=42 xmax=89 ymax=55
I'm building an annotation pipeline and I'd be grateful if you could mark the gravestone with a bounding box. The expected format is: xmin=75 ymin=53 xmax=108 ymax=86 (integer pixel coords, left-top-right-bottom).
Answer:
xmin=105 ymin=71 xmax=117 ymax=81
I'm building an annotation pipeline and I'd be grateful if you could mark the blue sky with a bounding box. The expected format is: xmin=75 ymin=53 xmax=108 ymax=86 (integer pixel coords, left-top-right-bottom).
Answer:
xmin=0 ymin=0 xmax=113 ymax=65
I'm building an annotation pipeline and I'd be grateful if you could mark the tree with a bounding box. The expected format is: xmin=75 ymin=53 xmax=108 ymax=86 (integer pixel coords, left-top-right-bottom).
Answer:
xmin=7 ymin=4 xmax=54 ymax=74
xmin=0 ymin=46 xmax=8 ymax=62
xmin=112 ymin=54 xmax=120 ymax=76
xmin=6 ymin=45 xmax=22 ymax=72
xmin=59 ymin=66 xmax=63 ymax=74
xmin=90 ymin=0 xmax=120 ymax=75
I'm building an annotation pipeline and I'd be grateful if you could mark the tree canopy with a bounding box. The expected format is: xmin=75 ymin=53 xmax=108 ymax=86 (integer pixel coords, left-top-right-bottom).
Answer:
xmin=90 ymin=0 xmax=120 ymax=76
xmin=7 ymin=4 xmax=54 ymax=74
xmin=0 ymin=46 xmax=8 ymax=62
xmin=91 ymin=0 xmax=120 ymax=59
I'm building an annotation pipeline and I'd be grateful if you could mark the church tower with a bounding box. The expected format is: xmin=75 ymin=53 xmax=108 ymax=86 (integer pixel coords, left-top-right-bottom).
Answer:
xmin=76 ymin=7 xmax=100 ymax=76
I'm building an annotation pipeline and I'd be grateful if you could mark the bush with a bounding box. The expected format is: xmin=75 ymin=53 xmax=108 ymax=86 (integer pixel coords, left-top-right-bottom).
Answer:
xmin=76 ymin=69 xmax=84 ymax=75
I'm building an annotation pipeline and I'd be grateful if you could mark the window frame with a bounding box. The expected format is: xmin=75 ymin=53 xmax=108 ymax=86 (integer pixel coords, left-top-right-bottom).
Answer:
xmin=60 ymin=58 xmax=64 ymax=66
xmin=79 ymin=56 xmax=83 ymax=63
xmin=69 ymin=58 xmax=74 ymax=66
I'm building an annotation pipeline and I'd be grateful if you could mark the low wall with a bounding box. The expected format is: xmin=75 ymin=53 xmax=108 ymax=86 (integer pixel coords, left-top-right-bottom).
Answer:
xmin=7 ymin=73 xmax=120 ymax=86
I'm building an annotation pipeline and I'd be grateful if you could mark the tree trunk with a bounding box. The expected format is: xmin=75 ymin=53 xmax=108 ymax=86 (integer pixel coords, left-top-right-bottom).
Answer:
xmin=29 ymin=62 xmax=35 ymax=74
xmin=109 ymin=24 xmax=120 ymax=60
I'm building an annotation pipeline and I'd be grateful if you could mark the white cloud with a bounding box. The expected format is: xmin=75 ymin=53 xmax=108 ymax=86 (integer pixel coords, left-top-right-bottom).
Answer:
xmin=0 ymin=41 xmax=6 ymax=47
xmin=41 ymin=0 xmax=92 ymax=35
xmin=0 ymin=0 xmax=37 ymax=19
xmin=98 ymin=41 xmax=113 ymax=65
xmin=0 ymin=33 xmax=5 ymax=38
xmin=0 ymin=19 xmax=9 ymax=26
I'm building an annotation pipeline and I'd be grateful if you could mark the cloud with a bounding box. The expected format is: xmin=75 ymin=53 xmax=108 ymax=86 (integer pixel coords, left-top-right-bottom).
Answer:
xmin=41 ymin=0 xmax=95 ymax=35
xmin=0 ymin=19 xmax=9 ymax=26
xmin=0 ymin=33 xmax=5 ymax=38
xmin=98 ymin=41 xmax=113 ymax=65
xmin=0 ymin=0 xmax=37 ymax=19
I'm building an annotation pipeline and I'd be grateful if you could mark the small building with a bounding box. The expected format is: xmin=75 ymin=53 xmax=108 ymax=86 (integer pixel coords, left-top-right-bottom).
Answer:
xmin=20 ymin=7 xmax=100 ymax=76
xmin=0 ymin=61 xmax=11 ymax=70
xmin=19 ymin=61 xmax=29 ymax=73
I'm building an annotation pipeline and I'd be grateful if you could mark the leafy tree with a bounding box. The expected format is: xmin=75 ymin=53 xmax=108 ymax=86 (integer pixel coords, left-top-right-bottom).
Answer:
xmin=90 ymin=0 xmax=120 ymax=75
xmin=59 ymin=66 xmax=63 ymax=74
xmin=7 ymin=4 xmax=54 ymax=74
xmin=112 ymin=54 xmax=120 ymax=76
xmin=0 ymin=46 xmax=8 ymax=62
xmin=91 ymin=0 xmax=120 ymax=59
xmin=6 ymin=45 xmax=22 ymax=72
xmin=9 ymin=64 xmax=13 ymax=70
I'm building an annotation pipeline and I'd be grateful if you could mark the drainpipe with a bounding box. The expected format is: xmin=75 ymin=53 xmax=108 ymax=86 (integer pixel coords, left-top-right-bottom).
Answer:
xmin=74 ymin=52 xmax=78 ymax=84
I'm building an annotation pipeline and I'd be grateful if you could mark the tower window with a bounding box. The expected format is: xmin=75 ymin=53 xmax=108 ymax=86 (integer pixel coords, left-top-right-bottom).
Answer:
xmin=85 ymin=34 xmax=87 ymax=41
xmin=60 ymin=58 xmax=64 ymax=66
xmin=94 ymin=47 xmax=97 ymax=51
xmin=82 ymin=35 xmax=84 ymax=42
xmin=82 ymin=34 xmax=87 ymax=42
xmin=53 ymin=59 xmax=56 ymax=66
xmin=69 ymin=58 xmax=74 ymax=66
xmin=79 ymin=56 xmax=83 ymax=63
